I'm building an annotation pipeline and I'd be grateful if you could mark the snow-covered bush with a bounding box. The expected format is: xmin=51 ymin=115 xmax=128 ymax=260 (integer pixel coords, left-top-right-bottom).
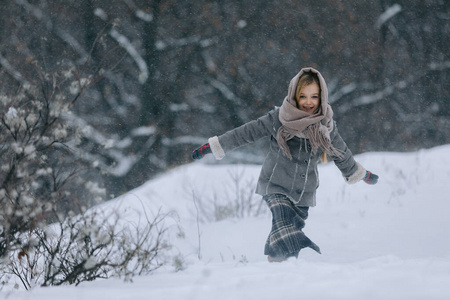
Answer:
xmin=0 ymin=61 xmax=171 ymax=289
xmin=8 ymin=208 xmax=169 ymax=289
xmin=0 ymin=61 xmax=101 ymax=258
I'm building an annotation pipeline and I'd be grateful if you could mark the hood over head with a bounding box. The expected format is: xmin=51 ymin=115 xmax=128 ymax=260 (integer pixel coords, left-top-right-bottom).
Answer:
xmin=277 ymin=67 xmax=342 ymax=160
xmin=285 ymin=67 xmax=329 ymax=116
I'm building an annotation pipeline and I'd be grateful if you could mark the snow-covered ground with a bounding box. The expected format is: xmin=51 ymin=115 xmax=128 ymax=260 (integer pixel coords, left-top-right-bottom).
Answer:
xmin=5 ymin=145 xmax=450 ymax=300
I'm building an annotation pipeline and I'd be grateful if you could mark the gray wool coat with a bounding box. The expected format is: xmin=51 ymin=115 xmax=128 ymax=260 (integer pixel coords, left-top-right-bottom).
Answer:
xmin=208 ymin=107 xmax=366 ymax=207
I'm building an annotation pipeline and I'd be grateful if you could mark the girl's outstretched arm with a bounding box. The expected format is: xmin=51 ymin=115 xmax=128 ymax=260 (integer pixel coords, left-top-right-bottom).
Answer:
xmin=329 ymin=124 xmax=379 ymax=185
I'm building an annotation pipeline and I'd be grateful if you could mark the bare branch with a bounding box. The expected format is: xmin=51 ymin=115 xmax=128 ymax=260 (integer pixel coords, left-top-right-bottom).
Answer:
xmin=0 ymin=54 xmax=29 ymax=86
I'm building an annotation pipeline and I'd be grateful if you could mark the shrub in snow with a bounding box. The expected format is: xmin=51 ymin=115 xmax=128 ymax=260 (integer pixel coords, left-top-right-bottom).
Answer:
xmin=7 ymin=208 xmax=169 ymax=289
xmin=0 ymin=60 xmax=102 ymax=259
xmin=190 ymin=168 xmax=267 ymax=222
xmin=0 ymin=60 xmax=171 ymax=289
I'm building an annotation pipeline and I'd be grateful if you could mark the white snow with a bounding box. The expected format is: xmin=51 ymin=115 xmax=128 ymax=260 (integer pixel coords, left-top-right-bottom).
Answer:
xmin=5 ymin=144 xmax=450 ymax=300
xmin=5 ymin=107 xmax=18 ymax=119
xmin=109 ymin=29 xmax=148 ymax=84
xmin=375 ymin=4 xmax=402 ymax=28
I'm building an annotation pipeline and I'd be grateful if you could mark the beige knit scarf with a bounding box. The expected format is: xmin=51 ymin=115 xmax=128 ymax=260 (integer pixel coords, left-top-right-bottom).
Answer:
xmin=276 ymin=68 xmax=343 ymax=160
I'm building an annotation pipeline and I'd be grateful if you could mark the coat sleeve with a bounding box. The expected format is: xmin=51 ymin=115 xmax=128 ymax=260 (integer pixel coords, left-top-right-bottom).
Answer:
xmin=208 ymin=109 xmax=278 ymax=160
xmin=329 ymin=123 xmax=367 ymax=184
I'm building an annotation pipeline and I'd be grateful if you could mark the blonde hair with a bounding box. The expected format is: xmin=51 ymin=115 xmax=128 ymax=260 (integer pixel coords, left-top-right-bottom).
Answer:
xmin=295 ymin=72 xmax=321 ymax=106
xmin=321 ymin=152 xmax=327 ymax=164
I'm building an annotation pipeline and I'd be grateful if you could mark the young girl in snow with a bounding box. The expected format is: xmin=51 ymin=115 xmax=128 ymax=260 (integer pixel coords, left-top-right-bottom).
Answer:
xmin=191 ymin=67 xmax=379 ymax=262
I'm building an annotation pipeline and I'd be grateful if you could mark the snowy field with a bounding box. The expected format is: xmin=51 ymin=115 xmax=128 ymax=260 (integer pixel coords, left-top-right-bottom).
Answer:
xmin=4 ymin=145 xmax=450 ymax=300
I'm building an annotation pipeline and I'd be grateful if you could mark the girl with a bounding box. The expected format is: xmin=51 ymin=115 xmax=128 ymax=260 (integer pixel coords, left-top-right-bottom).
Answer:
xmin=192 ymin=67 xmax=378 ymax=262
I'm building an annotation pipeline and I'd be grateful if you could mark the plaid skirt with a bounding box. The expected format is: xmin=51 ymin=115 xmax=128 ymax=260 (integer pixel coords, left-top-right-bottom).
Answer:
xmin=264 ymin=194 xmax=321 ymax=258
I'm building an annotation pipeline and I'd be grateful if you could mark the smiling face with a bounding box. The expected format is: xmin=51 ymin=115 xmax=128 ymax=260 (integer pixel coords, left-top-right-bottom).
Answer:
xmin=296 ymin=82 xmax=320 ymax=114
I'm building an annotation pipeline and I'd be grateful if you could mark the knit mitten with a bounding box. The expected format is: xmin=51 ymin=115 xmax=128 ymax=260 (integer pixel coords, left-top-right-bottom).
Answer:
xmin=363 ymin=170 xmax=378 ymax=185
xmin=192 ymin=143 xmax=212 ymax=160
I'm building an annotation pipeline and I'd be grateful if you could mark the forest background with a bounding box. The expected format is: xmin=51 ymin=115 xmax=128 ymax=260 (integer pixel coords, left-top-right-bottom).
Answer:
xmin=1 ymin=0 xmax=449 ymax=197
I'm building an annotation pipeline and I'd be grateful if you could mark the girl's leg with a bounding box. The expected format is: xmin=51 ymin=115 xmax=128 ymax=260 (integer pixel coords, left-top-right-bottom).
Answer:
xmin=263 ymin=194 xmax=320 ymax=260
